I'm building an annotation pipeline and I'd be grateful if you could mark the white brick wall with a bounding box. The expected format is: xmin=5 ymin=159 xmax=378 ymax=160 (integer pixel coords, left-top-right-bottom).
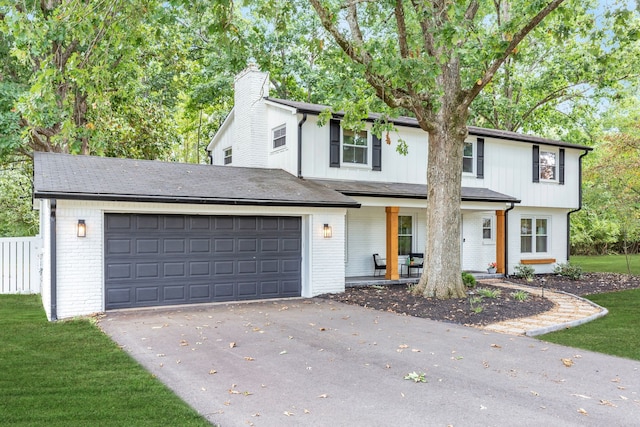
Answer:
xmin=461 ymin=212 xmax=497 ymax=272
xmin=41 ymin=199 xmax=346 ymax=319
xmin=233 ymin=64 xmax=269 ymax=168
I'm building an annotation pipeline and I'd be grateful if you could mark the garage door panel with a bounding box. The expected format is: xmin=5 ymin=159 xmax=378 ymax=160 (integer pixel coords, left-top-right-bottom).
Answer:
xmin=105 ymin=214 xmax=301 ymax=309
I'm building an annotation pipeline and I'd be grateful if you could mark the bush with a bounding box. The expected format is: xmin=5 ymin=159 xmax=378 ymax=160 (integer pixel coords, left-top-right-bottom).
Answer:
xmin=514 ymin=264 xmax=535 ymax=281
xmin=462 ymin=272 xmax=476 ymax=288
xmin=554 ymin=262 xmax=583 ymax=280
xmin=476 ymin=287 xmax=502 ymax=299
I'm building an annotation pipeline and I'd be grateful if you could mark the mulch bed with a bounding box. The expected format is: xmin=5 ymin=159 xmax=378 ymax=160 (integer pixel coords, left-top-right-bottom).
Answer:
xmin=318 ymin=273 xmax=640 ymax=327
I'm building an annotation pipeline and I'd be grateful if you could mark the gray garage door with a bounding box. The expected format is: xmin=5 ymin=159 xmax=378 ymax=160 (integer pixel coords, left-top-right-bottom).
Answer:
xmin=104 ymin=214 xmax=301 ymax=309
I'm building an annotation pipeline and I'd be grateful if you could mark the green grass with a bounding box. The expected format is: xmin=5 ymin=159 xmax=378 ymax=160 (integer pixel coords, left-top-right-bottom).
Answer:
xmin=539 ymin=288 xmax=640 ymax=361
xmin=0 ymin=295 xmax=211 ymax=426
xmin=570 ymin=254 xmax=640 ymax=275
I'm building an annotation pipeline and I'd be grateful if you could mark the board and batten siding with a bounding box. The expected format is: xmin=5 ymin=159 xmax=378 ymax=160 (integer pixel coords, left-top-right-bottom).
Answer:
xmin=40 ymin=199 xmax=346 ymax=320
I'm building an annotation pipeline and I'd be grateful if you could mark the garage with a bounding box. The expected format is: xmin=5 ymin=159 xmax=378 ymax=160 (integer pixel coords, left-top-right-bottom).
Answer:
xmin=105 ymin=213 xmax=302 ymax=309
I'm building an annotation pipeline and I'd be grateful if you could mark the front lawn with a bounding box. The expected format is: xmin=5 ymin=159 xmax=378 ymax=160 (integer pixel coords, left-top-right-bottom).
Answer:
xmin=0 ymin=295 xmax=211 ymax=426
xmin=539 ymin=288 xmax=640 ymax=361
xmin=571 ymin=254 xmax=640 ymax=275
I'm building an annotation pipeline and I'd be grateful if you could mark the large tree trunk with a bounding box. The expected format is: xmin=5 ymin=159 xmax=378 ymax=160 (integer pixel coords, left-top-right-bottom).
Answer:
xmin=416 ymin=123 xmax=467 ymax=299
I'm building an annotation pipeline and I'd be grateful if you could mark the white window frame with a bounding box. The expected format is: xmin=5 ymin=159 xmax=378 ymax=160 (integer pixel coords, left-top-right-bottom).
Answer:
xmin=463 ymin=141 xmax=475 ymax=174
xmin=272 ymin=124 xmax=286 ymax=150
xmin=398 ymin=215 xmax=413 ymax=256
xmin=539 ymin=149 xmax=558 ymax=182
xmin=482 ymin=216 xmax=494 ymax=243
xmin=223 ymin=147 xmax=232 ymax=165
xmin=520 ymin=216 xmax=550 ymax=254
xmin=342 ymin=128 xmax=369 ymax=165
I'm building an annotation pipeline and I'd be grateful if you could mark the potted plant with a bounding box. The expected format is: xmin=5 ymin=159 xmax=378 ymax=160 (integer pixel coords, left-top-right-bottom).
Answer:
xmin=487 ymin=262 xmax=497 ymax=274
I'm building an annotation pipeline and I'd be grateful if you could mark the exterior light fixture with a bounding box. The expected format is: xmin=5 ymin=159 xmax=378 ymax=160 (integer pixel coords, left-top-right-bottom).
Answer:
xmin=77 ymin=219 xmax=86 ymax=237
xmin=323 ymin=223 xmax=332 ymax=238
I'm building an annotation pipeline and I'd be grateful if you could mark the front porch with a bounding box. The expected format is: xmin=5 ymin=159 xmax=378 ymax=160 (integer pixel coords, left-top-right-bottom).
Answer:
xmin=345 ymin=272 xmax=504 ymax=288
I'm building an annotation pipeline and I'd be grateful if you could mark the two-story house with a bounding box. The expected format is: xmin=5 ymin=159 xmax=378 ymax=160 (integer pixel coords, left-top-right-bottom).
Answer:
xmin=32 ymin=64 xmax=590 ymax=320
xmin=208 ymin=64 xmax=591 ymax=280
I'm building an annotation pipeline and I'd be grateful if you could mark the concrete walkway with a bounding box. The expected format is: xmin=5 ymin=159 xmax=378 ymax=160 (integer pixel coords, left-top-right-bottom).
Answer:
xmin=480 ymin=279 xmax=607 ymax=337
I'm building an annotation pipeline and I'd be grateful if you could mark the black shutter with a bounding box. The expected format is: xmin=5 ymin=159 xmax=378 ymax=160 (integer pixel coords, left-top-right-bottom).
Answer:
xmin=329 ymin=119 xmax=340 ymax=168
xmin=559 ymin=148 xmax=565 ymax=185
xmin=476 ymin=138 xmax=484 ymax=179
xmin=372 ymin=133 xmax=382 ymax=171
xmin=532 ymin=145 xmax=540 ymax=183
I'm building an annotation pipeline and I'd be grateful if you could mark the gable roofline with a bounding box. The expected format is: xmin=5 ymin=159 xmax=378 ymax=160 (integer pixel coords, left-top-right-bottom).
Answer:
xmin=207 ymin=109 xmax=235 ymax=152
xmin=266 ymin=97 xmax=593 ymax=152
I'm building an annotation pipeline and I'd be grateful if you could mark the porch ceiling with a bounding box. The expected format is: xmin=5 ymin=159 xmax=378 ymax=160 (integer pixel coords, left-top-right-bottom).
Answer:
xmin=309 ymin=179 xmax=520 ymax=203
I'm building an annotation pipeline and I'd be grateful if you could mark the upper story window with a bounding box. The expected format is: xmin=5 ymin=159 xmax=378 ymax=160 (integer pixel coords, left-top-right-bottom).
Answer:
xmin=273 ymin=125 xmax=286 ymax=149
xmin=463 ymin=142 xmax=474 ymax=174
xmin=223 ymin=147 xmax=232 ymax=165
xmin=398 ymin=215 xmax=413 ymax=256
xmin=342 ymin=129 xmax=368 ymax=164
xmin=521 ymin=217 xmax=548 ymax=253
xmin=540 ymin=150 xmax=557 ymax=180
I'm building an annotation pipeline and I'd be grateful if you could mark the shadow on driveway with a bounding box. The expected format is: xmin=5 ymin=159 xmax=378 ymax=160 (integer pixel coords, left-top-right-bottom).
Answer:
xmin=100 ymin=298 xmax=640 ymax=426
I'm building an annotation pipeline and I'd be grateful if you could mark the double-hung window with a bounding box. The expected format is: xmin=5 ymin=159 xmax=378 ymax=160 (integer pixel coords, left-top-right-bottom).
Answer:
xmin=273 ymin=125 xmax=286 ymax=149
xmin=463 ymin=142 xmax=474 ymax=174
xmin=482 ymin=217 xmax=492 ymax=240
xmin=223 ymin=147 xmax=232 ymax=165
xmin=398 ymin=216 xmax=412 ymax=256
xmin=540 ymin=150 xmax=557 ymax=180
xmin=521 ymin=217 xmax=548 ymax=253
xmin=342 ymin=129 xmax=368 ymax=164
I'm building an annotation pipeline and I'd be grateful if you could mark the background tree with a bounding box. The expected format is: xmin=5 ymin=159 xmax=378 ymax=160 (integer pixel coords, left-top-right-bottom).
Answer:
xmin=309 ymin=0 xmax=569 ymax=298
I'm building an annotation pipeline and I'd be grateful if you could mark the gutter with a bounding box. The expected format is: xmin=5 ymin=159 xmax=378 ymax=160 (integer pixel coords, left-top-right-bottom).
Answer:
xmin=567 ymin=149 xmax=590 ymax=260
xmin=504 ymin=201 xmax=516 ymax=276
xmin=297 ymin=113 xmax=307 ymax=178
xmin=50 ymin=199 xmax=57 ymax=321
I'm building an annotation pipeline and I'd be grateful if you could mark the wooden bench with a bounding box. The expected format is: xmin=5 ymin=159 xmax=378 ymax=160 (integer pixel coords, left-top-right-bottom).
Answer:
xmin=520 ymin=258 xmax=556 ymax=265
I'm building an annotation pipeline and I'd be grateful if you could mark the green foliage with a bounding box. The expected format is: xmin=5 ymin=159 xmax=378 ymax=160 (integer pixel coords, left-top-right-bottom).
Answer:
xmin=476 ymin=287 xmax=502 ymax=299
xmin=539 ymin=289 xmax=640 ymax=361
xmin=462 ymin=272 xmax=476 ymax=288
xmin=404 ymin=371 xmax=427 ymax=383
xmin=514 ymin=264 xmax=535 ymax=281
xmin=469 ymin=295 xmax=484 ymax=314
xmin=0 ymin=162 xmax=38 ymax=237
xmin=511 ymin=290 xmax=530 ymax=302
xmin=0 ymin=295 xmax=210 ymax=426
xmin=553 ymin=262 xmax=583 ymax=281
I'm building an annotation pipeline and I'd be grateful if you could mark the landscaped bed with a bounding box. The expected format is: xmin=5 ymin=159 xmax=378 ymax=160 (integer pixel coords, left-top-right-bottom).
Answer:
xmin=319 ymin=273 xmax=640 ymax=326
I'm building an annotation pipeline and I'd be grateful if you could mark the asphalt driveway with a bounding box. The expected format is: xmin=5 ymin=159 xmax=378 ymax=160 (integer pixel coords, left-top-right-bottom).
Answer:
xmin=99 ymin=298 xmax=640 ymax=426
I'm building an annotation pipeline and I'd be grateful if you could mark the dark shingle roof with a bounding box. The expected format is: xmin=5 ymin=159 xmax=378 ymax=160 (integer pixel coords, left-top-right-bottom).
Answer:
xmin=33 ymin=152 xmax=360 ymax=208
xmin=266 ymin=97 xmax=592 ymax=152
xmin=310 ymin=179 xmax=520 ymax=203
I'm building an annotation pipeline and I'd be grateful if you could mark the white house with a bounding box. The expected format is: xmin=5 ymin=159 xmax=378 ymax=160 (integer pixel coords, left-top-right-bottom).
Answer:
xmin=33 ymin=64 xmax=591 ymax=321
xmin=208 ymin=64 xmax=591 ymax=280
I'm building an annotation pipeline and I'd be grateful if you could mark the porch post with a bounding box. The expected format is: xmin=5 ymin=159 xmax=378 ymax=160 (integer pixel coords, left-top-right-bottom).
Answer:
xmin=385 ymin=206 xmax=399 ymax=280
xmin=496 ymin=210 xmax=506 ymax=274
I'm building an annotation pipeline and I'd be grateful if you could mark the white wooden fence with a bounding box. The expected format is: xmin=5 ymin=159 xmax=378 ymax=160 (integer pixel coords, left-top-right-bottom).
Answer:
xmin=0 ymin=236 xmax=42 ymax=294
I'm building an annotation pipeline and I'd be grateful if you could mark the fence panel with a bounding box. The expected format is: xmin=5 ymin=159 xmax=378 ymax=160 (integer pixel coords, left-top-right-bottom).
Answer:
xmin=0 ymin=237 xmax=42 ymax=294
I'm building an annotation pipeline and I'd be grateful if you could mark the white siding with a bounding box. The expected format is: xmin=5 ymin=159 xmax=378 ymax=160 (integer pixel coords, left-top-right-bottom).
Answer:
xmin=43 ymin=199 xmax=345 ymax=320
xmin=266 ymin=104 xmax=299 ymax=175
xmin=40 ymin=199 xmax=51 ymax=319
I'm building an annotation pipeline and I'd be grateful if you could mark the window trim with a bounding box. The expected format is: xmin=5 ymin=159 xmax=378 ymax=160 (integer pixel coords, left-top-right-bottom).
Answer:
xmin=272 ymin=124 xmax=286 ymax=150
xmin=398 ymin=215 xmax=413 ymax=256
xmin=482 ymin=216 xmax=494 ymax=243
xmin=223 ymin=147 xmax=232 ymax=165
xmin=462 ymin=141 xmax=475 ymax=175
xmin=539 ymin=148 xmax=559 ymax=182
xmin=520 ymin=216 xmax=550 ymax=254
xmin=342 ymin=128 xmax=369 ymax=166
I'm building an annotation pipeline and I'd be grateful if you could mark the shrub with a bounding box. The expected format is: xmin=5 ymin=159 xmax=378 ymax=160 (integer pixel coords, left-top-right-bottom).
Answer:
xmin=462 ymin=272 xmax=476 ymax=288
xmin=553 ymin=262 xmax=583 ymax=280
xmin=514 ymin=264 xmax=535 ymax=281
xmin=511 ymin=290 xmax=530 ymax=302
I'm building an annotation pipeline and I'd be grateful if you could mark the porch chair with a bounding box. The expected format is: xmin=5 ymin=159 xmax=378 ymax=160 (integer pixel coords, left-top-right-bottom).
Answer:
xmin=373 ymin=253 xmax=386 ymax=276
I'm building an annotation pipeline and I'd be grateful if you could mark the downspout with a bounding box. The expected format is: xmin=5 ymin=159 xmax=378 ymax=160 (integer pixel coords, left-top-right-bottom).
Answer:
xmin=567 ymin=150 xmax=590 ymax=261
xmin=297 ymin=113 xmax=307 ymax=178
xmin=504 ymin=202 xmax=516 ymax=276
xmin=50 ymin=199 xmax=58 ymax=321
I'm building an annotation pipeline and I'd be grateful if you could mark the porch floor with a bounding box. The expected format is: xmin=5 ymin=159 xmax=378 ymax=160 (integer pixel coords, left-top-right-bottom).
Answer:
xmin=346 ymin=271 xmax=503 ymax=287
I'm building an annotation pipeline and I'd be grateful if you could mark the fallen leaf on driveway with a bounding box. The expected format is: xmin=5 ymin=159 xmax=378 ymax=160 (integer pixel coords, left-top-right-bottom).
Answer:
xmin=599 ymin=400 xmax=617 ymax=407
xmin=244 ymin=356 xmax=255 ymax=361
xmin=180 ymin=340 xmax=189 ymax=346
xmin=304 ymin=409 xmax=310 ymax=414
xmin=283 ymin=411 xmax=294 ymax=416
xmin=577 ymin=408 xmax=588 ymax=415
xmin=229 ymin=342 xmax=237 ymax=348
xmin=561 ymin=358 xmax=574 ymax=367
xmin=491 ymin=344 xmax=502 ymax=348
xmin=317 ymin=393 xmax=328 ymax=398
xmin=209 ymin=369 xmax=217 ymax=374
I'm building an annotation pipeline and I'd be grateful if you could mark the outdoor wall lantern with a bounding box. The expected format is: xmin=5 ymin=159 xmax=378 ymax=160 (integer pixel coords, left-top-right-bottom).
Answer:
xmin=323 ymin=223 xmax=332 ymax=238
xmin=77 ymin=219 xmax=87 ymax=237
